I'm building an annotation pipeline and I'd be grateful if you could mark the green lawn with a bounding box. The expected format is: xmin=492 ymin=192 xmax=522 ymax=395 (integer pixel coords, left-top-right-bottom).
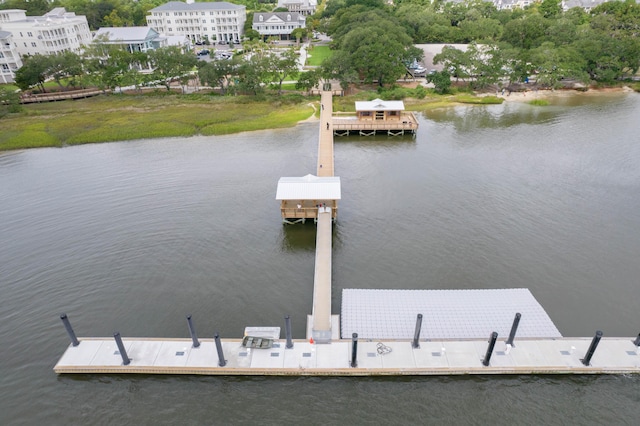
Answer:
xmin=306 ymin=45 xmax=332 ymax=66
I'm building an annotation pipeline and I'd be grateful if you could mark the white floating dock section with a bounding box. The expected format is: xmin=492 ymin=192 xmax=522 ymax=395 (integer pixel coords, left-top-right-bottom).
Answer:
xmin=341 ymin=288 xmax=562 ymax=340
xmin=54 ymin=336 xmax=640 ymax=376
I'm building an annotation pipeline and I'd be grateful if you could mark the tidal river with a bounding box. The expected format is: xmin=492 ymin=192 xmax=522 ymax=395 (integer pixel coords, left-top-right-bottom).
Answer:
xmin=1 ymin=92 xmax=639 ymax=424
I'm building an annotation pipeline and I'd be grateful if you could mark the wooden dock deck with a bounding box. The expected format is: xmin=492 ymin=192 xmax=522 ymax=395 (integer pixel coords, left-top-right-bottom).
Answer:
xmin=332 ymin=112 xmax=419 ymax=136
xmin=311 ymin=207 xmax=333 ymax=342
xmin=318 ymin=91 xmax=335 ymax=176
xmin=54 ymin=336 xmax=640 ymax=376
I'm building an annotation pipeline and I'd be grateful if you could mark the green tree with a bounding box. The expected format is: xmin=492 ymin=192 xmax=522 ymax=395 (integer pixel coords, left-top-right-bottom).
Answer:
xmin=14 ymin=55 xmax=50 ymax=92
xmin=148 ymin=46 xmax=198 ymax=92
xmin=266 ymin=48 xmax=300 ymax=94
xmin=433 ymin=45 xmax=471 ymax=81
xmin=426 ymin=70 xmax=451 ymax=94
xmin=336 ymin=18 xmax=422 ymax=87
xmin=295 ymin=69 xmax=321 ymax=92
xmin=538 ymin=0 xmax=562 ymax=19
xmin=198 ymin=57 xmax=239 ymax=95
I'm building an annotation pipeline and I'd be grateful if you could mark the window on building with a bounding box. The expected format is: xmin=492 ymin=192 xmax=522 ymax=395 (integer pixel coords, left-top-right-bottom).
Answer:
xmin=31 ymin=42 xmax=37 ymax=47
xmin=27 ymin=32 xmax=33 ymax=37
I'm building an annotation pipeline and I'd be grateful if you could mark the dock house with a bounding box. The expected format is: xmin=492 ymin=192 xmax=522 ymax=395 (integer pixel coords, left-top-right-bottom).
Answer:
xmin=332 ymin=98 xmax=418 ymax=136
xmin=276 ymin=175 xmax=340 ymax=224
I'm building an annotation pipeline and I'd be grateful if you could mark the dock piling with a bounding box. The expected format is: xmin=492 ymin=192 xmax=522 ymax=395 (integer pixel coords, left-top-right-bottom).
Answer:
xmin=186 ymin=315 xmax=200 ymax=348
xmin=505 ymin=313 xmax=521 ymax=347
xmin=60 ymin=313 xmax=79 ymax=347
xmin=284 ymin=315 xmax=293 ymax=349
xmin=113 ymin=332 xmax=130 ymax=365
xmin=581 ymin=330 xmax=603 ymax=366
xmin=350 ymin=333 xmax=358 ymax=368
xmin=482 ymin=332 xmax=498 ymax=366
xmin=412 ymin=314 xmax=423 ymax=349
xmin=633 ymin=334 xmax=640 ymax=347
xmin=214 ymin=333 xmax=226 ymax=367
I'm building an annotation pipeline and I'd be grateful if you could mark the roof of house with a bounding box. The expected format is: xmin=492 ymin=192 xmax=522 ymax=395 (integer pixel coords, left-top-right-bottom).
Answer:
xmin=253 ymin=12 xmax=305 ymax=23
xmin=150 ymin=1 xmax=245 ymax=12
xmin=94 ymin=27 xmax=159 ymax=43
xmin=276 ymin=175 xmax=341 ymax=200
xmin=355 ymin=98 xmax=405 ymax=112
xmin=0 ymin=30 xmax=13 ymax=39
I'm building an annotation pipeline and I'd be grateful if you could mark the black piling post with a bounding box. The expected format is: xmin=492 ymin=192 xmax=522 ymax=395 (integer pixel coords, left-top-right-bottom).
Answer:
xmin=412 ymin=313 xmax=423 ymax=349
xmin=284 ymin=315 xmax=293 ymax=349
xmin=482 ymin=332 xmax=498 ymax=366
xmin=633 ymin=334 xmax=640 ymax=347
xmin=60 ymin=313 xmax=79 ymax=346
xmin=505 ymin=313 xmax=521 ymax=347
xmin=581 ymin=330 xmax=603 ymax=366
xmin=113 ymin=332 xmax=130 ymax=366
xmin=214 ymin=332 xmax=226 ymax=367
xmin=186 ymin=315 xmax=200 ymax=348
xmin=350 ymin=333 xmax=358 ymax=368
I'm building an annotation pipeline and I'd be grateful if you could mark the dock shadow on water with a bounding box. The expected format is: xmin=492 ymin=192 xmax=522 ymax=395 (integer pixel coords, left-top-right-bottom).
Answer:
xmin=279 ymin=221 xmax=318 ymax=252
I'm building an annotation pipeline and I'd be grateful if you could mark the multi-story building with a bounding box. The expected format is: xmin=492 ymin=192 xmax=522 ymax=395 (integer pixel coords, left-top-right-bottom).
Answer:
xmin=252 ymin=12 xmax=306 ymax=41
xmin=276 ymin=0 xmax=317 ymax=16
xmin=0 ymin=8 xmax=91 ymax=58
xmin=146 ymin=1 xmax=246 ymax=44
xmin=0 ymin=30 xmax=22 ymax=83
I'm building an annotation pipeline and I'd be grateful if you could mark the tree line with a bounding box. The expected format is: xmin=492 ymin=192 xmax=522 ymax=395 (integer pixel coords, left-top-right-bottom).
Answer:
xmin=316 ymin=0 xmax=640 ymax=89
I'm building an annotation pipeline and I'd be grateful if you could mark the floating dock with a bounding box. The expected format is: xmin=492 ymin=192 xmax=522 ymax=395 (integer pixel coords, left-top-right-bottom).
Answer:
xmin=54 ymin=336 xmax=640 ymax=375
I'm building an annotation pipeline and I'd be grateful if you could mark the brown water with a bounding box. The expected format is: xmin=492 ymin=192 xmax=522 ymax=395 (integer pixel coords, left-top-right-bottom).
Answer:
xmin=1 ymin=93 xmax=639 ymax=424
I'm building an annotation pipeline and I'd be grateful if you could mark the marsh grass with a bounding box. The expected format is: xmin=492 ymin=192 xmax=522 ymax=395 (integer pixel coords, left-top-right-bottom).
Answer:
xmin=0 ymin=94 xmax=315 ymax=150
xmin=528 ymin=99 xmax=549 ymax=106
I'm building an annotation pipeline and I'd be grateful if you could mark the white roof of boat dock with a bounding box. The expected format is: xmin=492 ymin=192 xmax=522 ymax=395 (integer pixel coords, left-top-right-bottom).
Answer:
xmin=276 ymin=175 xmax=341 ymax=200
xmin=342 ymin=288 xmax=562 ymax=340
xmin=355 ymin=98 xmax=405 ymax=111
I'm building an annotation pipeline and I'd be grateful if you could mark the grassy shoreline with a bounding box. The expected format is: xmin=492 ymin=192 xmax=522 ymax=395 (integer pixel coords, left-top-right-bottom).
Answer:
xmin=1 ymin=86 xmax=635 ymax=152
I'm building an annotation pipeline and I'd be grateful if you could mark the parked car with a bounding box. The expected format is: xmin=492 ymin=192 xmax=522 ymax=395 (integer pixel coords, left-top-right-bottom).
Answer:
xmin=197 ymin=49 xmax=210 ymax=56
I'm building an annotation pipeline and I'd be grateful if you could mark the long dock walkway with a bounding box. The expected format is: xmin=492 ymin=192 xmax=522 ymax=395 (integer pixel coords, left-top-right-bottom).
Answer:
xmin=317 ymin=91 xmax=334 ymax=177
xmin=54 ymin=336 xmax=640 ymax=375
xmin=310 ymin=91 xmax=336 ymax=342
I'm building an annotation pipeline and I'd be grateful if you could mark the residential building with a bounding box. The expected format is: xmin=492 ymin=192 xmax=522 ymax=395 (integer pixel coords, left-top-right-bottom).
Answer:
xmin=276 ymin=0 xmax=317 ymax=16
xmin=93 ymin=27 xmax=167 ymax=54
xmin=146 ymin=1 xmax=246 ymax=44
xmin=0 ymin=8 xmax=91 ymax=57
xmin=561 ymin=0 xmax=608 ymax=11
xmin=252 ymin=12 xmax=306 ymax=41
xmin=0 ymin=30 xmax=22 ymax=83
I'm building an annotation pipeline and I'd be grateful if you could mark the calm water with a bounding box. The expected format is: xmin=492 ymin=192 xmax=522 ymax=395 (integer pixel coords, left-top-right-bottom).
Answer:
xmin=1 ymin=93 xmax=640 ymax=424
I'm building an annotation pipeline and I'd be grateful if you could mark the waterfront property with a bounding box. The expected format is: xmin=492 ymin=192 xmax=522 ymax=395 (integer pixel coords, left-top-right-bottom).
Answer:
xmin=0 ymin=30 xmax=21 ymax=83
xmin=332 ymin=98 xmax=419 ymax=136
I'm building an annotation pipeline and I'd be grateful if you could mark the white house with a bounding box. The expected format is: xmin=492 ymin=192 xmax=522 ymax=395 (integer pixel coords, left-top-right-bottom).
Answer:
xmin=93 ymin=27 xmax=167 ymax=54
xmin=277 ymin=0 xmax=317 ymax=16
xmin=0 ymin=30 xmax=22 ymax=83
xmin=146 ymin=1 xmax=246 ymax=44
xmin=252 ymin=12 xmax=306 ymax=41
xmin=0 ymin=8 xmax=91 ymax=58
